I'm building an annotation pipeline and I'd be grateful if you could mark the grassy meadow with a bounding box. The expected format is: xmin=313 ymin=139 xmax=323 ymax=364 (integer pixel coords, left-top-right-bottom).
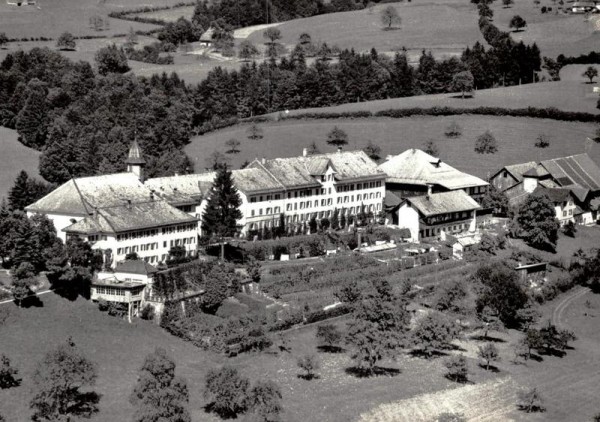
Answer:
xmin=0 ymin=0 xmax=168 ymax=39
xmin=185 ymin=115 xmax=599 ymax=178
xmin=0 ymin=127 xmax=40 ymax=202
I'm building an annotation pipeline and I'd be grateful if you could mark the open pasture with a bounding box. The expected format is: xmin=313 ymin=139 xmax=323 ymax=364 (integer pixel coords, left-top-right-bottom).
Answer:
xmin=185 ymin=115 xmax=599 ymax=179
xmin=0 ymin=0 xmax=163 ymax=39
xmin=247 ymin=0 xmax=484 ymax=61
xmin=0 ymin=127 xmax=40 ymax=202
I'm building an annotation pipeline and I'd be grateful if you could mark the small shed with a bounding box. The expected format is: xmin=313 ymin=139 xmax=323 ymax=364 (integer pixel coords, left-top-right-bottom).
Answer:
xmin=452 ymin=235 xmax=480 ymax=260
xmin=515 ymin=262 xmax=547 ymax=284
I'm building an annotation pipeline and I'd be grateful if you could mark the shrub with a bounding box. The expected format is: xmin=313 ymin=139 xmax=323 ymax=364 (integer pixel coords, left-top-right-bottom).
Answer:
xmin=0 ymin=354 xmax=20 ymax=389
xmin=316 ymin=324 xmax=343 ymax=352
xmin=139 ymin=304 xmax=155 ymax=320
xmin=444 ymin=121 xmax=462 ymax=138
xmin=534 ymin=134 xmax=550 ymax=148
xmin=97 ymin=299 xmax=109 ymax=312
xmin=108 ymin=302 xmax=128 ymax=318
xmin=444 ymin=355 xmax=468 ymax=383
xmin=204 ymin=366 xmax=250 ymax=418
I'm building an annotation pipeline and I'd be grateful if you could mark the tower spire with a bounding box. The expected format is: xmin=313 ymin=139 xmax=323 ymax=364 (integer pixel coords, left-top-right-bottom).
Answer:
xmin=126 ymin=138 xmax=146 ymax=182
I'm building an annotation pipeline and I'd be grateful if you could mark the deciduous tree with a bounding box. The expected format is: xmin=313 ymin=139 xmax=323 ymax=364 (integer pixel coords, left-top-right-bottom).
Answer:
xmin=247 ymin=124 xmax=264 ymax=140
xmin=452 ymin=70 xmax=474 ymax=98
xmin=296 ymin=354 xmax=320 ymax=380
xmin=30 ymin=338 xmax=99 ymax=421
xmin=474 ymin=130 xmax=498 ymax=154
xmin=381 ymin=5 xmax=401 ymax=29
xmin=363 ymin=141 xmax=382 ymax=161
xmin=95 ymin=44 xmax=129 ymax=76
xmin=326 ymin=126 xmax=348 ymax=147
xmin=0 ymin=32 xmax=8 ymax=49
xmin=412 ymin=312 xmax=461 ymax=356
xmin=478 ymin=342 xmax=500 ymax=370
xmin=316 ymin=324 xmax=343 ymax=352
xmin=245 ymin=380 xmax=284 ymax=422
xmin=238 ymin=40 xmax=260 ymax=61
xmin=204 ymin=366 xmax=250 ymax=418
xmin=583 ymin=66 xmax=598 ymax=83
xmin=56 ymin=32 xmax=76 ymax=51
xmin=444 ymin=354 xmax=468 ymax=383
xmin=129 ymin=347 xmax=190 ymax=422
xmin=423 ymin=140 xmax=439 ymax=156
xmin=517 ymin=387 xmax=545 ymax=413
xmin=444 ymin=121 xmax=462 ymax=138
xmin=516 ymin=192 xmax=560 ymax=252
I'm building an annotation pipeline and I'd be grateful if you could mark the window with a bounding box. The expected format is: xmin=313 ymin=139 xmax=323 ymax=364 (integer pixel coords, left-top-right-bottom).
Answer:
xmin=250 ymin=197 xmax=256 ymax=203
xmin=327 ymin=199 xmax=332 ymax=206
xmin=321 ymin=199 xmax=326 ymax=206
xmin=563 ymin=210 xmax=567 ymax=217
xmin=251 ymin=210 xmax=255 ymax=217
xmin=357 ymin=194 xmax=361 ymax=201
xmin=266 ymin=207 xmax=272 ymax=214
xmin=287 ymin=204 xmax=292 ymax=211
xmin=259 ymin=209 xmax=263 ymax=215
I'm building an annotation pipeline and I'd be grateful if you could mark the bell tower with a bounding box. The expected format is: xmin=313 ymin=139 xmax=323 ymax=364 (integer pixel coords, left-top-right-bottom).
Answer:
xmin=126 ymin=139 xmax=146 ymax=182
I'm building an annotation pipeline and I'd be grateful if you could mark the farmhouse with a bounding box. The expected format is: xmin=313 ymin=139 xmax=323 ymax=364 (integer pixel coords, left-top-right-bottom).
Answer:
xmin=394 ymin=189 xmax=481 ymax=243
xmin=379 ymin=149 xmax=488 ymax=206
xmin=490 ymin=153 xmax=600 ymax=225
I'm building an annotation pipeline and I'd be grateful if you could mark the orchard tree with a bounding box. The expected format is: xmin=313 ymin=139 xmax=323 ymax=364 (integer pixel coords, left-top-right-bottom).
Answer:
xmin=263 ymin=27 xmax=282 ymax=44
xmin=423 ymin=140 xmax=439 ymax=157
xmin=363 ymin=141 xmax=382 ymax=161
xmin=478 ymin=343 xmax=500 ymax=370
xmin=516 ymin=192 xmax=560 ymax=251
xmin=0 ymin=354 xmax=20 ymax=389
xmin=444 ymin=121 xmax=462 ymax=138
xmin=238 ymin=40 xmax=260 ymax=61
xmin=30 ymin=338 xmax=99 ymax=421
xmin=381 ymin=5 xmax=401 ymax=29
xmin=474 ymin=130 xmax=498 ymax=154
xmin=452 ymin=70 xmax=474 ymax=98
xmin=225 ymin=138 xmax=241 ymax=154
xmin=56 ymin=32 xmax=76 ymax=50
xmin=503 ymin=0 xmax=514 ymax=7
xmin=444 ymin=354 xmax=468 ymax=383
xmin=306 ymin=141 xmax=320 ymax=155
xmin=509 ymin=15 xmax=527 ymax=32
xmin=412 ymin=312 xmax=461 ymax=357
xmin=326 ymin=126 xmax=349 ymax=147
xmin=246 ymin=380 xmax=284 ymax=422
xmin=246 ymin=123 xmax=264 ymax=140
xmin=316 ymin=324 xmax=343 ymax=352
xmin=296 ymin=354 xmax=320 ymax=380
xmin=130 ymin=348 xmax=190 ymax=422
xmin=583 ymin=66 xmax=599 ymax=83
xmin=204 ymin=366 xmax=250 ymax=418
xmin=534 ymin=134 xmax=550 ymax=148
xmin=517 ymin=387 xmax=545 ymax=413
xmin=345 ymin=280 xmax=410 ymax=374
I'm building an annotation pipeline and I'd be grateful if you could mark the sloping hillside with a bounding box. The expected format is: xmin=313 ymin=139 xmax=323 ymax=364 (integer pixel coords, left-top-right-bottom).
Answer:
xmin=0 ymin=127 xmax=41 ymax=201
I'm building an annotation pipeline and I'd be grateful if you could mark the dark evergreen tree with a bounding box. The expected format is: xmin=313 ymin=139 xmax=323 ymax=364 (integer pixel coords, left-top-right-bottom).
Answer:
xmin=7 ymin=170 xmax=52 ymax=211
xmin=15 ymin=78 xmax=49 ymax=149
xmin=201 ymin=165 xmax=243 ymax=239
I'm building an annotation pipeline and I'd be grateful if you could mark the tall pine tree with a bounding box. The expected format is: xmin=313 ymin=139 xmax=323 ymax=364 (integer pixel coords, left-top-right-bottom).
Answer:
xmin=202 ymin=165 xmax=242 ymax=239
xmin=8 ymin=170 xmax=52 ymax=211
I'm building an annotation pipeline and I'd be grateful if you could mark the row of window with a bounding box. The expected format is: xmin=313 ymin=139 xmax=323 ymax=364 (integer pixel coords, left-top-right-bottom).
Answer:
xmin=248 ymin=181 xmax=383 ymax=203
xmin=161 ymin=224 xmax=197 ymax=235
xmin=116 ymin=237 xmax=195 ymax=256
xmin=116 ymin=229 xmax=159 ymax=241
xmin=87 ymin=235 xmax=107 ymax=242
xmin=425 ymin=211 xmax=472 ymax=225
xmin=421 ymin=223 xmax=469 ymax=238
xmin=250 ymin=206 xmax=281 ymax=217
xmin=95 ymin=287 xmax=125 ymax=296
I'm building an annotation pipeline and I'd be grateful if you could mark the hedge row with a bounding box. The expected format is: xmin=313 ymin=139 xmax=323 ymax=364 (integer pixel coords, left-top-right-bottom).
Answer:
xmin=108 ymin=2 xmax=196 ymax=26
xmin=239 ymin=234 xmax=329 ymax=261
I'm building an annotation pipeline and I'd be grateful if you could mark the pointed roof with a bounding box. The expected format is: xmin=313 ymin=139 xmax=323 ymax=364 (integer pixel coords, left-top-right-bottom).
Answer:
xmin=539 ymin=153 xmax=600 ymax=192
xmin=126 ymin=140 xmax=146 ymax=165
xmin=379 ymin=149 xmax=488 ymax=190
xmin=115 ymin=259 xmax=158 ymax=276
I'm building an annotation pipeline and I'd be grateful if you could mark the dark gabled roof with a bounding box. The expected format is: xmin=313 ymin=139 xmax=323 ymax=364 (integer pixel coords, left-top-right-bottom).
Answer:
xmin=540 ymin=153 xmax=600 ymax=192
xmin=532 ymin=187 xmax=572 ymax=204
xmin=26 ymin=173 xmax=152 ymax=216
xmin=63 ymin=200 xmax=198 ymax=234
xmin=402 ymin=190 xmax=480 ymax=217
xmin=384 ymin=191 xmax=402 ymax=209
xmin=491 ymin=161 xmax=537 ymax=183
xmin=380 ymin=149 xmax=488 ymax=190
xmin=523 ymin=166 xmax=549 ymax=178
xmin=115 ymin=259 xmax=158 ymax=275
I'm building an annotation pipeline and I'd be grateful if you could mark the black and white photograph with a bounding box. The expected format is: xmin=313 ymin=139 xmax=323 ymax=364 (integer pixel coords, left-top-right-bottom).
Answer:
xmin=1 ymin=0 xmax=600 ymax=420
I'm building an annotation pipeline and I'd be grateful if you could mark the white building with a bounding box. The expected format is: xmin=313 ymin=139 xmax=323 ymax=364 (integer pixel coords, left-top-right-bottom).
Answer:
xmin=26 ymin=142 xmax=386 ymax=266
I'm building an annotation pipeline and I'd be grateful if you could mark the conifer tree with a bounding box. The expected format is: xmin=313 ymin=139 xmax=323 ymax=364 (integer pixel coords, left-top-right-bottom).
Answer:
xmin=130 ymin=348 xmax=190 ymax=422
xmin=8 ymin=170 xmax=51 ymax=211
xmin=202 ymin=165 xmax=242 ymax=239
xmin=15 ymin=79 xmax=49 ymax=149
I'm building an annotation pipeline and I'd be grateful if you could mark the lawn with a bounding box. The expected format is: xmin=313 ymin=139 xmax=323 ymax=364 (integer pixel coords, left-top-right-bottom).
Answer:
xmin=247 ymin=0 xmax=484 ymax=61
xmin=0 ymin=127 xmax=40 ymax=202
xmin=185 ymin=115 xmax=599 ymax=179
xmin=0 ymin=0 xmax=164 ymax=39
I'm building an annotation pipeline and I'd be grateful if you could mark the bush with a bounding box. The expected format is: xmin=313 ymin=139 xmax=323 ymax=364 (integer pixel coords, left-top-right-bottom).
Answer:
xmin=297 ymin=354 xmax=320 ymax=380
xmin=139 ymin=304 xmax=155 ymax=320
xmin=97 ymin=299 xmax=109 ymax=312
xmin=517 ymin=387 xmax=545 ymax=413
xmin=108 ymin=302 xmax=128 ymax=318
xmin=204 ymin=366 xmax=250 ymax=418
xmin=444 ymin=355 xmax=468 ymax=383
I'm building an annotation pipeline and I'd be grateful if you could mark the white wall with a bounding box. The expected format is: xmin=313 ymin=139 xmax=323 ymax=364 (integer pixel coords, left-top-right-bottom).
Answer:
xmin=396 ymin=203 xmax=420 ymax=242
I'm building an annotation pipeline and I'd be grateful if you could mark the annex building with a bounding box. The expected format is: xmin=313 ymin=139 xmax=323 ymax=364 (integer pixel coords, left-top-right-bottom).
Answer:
xmin=490 ymin=153 xmax=600 ymax=226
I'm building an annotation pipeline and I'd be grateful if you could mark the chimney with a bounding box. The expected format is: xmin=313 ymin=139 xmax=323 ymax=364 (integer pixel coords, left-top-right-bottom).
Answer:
xmin=303 ymin=148 xmax=308 ymax=157
xmin=426 ymin=184 xmax=433 ymax=199
xmin=262 ymin=157 xmax=266 ymax=164
xmin=337 ymin=147 xmax=342 ymax=154
xmin=150 ymin=190 xmax=155 ymax=201
xmin=386 ymin=154 xmax=393 ymax=161
xmin=126 ymin=199 xmax=132 ymax=209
